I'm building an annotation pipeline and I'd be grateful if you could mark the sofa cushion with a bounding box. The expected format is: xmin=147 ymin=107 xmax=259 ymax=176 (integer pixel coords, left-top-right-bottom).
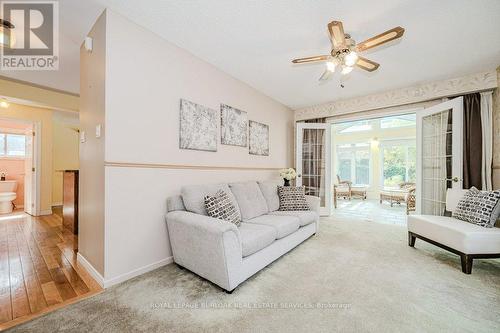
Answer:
xmin=269 ymin=210 xmax=319 ymax=227
xmin=245 ymin=214 xmax=300 ymax=239
xmin=258 ymin=180 xmax=280 ymax=212
xmin=238 ymin=223 xmax=277 ymax=257
xmin=181 ymin=184 xmax=240 ymax=217
xmin=408 ymin=215 xmax=500 ymax=254
xmin=204 ymin=190 xmax=241 ymax=226
xmin=278 ymin=186 xmax=310 ymax=211
xmin=452 ymin=187 xmax=500 ymax=228
xmin=229 ymin=181 xmax=269 ymax=220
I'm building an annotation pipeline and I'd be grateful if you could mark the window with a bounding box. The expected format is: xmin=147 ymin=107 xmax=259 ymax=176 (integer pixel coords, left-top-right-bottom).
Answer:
xmin=0 ymin=133 xmax=26 ymax=157
xmin=381 ymin=141 xmax=416 ymax=187
xmin=336 ymin=120 xmax=372 ymax=134
xmin=336 ymin=143 xmax=370 ymax=186
xmin=380 ymin=114 xmax=416 ymax=129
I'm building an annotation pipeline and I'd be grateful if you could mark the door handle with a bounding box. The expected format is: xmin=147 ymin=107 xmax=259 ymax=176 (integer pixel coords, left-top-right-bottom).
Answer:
xmin=444 ymin=177 xmax=460 ymax=182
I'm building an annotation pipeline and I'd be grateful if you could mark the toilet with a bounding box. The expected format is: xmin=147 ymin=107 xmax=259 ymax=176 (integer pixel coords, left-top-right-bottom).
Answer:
xmin=0 ymin=180 xmax=17 ymax=214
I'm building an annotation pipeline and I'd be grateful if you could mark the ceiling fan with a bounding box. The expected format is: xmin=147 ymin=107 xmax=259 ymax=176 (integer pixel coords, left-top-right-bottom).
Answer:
xmin=292 ymin=21 xmax=404 ymax=81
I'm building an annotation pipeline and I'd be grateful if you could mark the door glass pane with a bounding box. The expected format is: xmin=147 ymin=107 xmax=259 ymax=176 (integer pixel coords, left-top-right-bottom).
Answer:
xmin=382 ymin=142 xmax=416 ymax=187
xmin=302 ymin=128 xmax=326 ymax=206
xmin=355 ymin=150 xmax=369 ymax=185
xmin=421 ymin=109 xmax=452 ymax=215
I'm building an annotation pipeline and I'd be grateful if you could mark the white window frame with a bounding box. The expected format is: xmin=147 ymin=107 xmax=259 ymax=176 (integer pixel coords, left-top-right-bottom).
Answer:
xmin=379 ymin=138 xmax=416 ymax=188
xmin=0 ymin=129 xmax=27 ymax=159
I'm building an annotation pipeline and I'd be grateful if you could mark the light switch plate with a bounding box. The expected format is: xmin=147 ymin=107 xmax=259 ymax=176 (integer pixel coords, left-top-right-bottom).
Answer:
xmin=84 ymin=36 xmax=93 ymax=52
xmin=80 ymin=130 xmax=86 ymax=143
xmin=95 ymin=124 xmax=102 ymax=138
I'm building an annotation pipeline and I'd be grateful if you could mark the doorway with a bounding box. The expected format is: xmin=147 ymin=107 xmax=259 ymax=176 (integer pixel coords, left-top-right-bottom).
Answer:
xmin=331 ymin=113 xmax=417 ymax=225
xmin=0 ymin=117 xmax=40 ymax=216
xmin=295 ymin=97 xmax=465 ymax=223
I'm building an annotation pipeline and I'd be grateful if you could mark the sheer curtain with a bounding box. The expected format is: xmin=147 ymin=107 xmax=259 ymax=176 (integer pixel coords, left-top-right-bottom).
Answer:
xmin=480 ymin=91 xmax=493 ymax=191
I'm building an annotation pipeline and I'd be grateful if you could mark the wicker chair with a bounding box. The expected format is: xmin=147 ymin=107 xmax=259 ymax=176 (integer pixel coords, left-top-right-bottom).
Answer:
xmin=405 ymin=187 xmax=416 ymax=215
xmin=380 ymin=182 xmax=416 ymax=215
xmin=333 ymin=175 xmax=352 ymax=208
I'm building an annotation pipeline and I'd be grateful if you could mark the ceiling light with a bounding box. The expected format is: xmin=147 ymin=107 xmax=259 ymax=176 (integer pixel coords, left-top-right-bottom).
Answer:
xmin=0 ymin=19 xmax=15 ymax=48
xmin=326 ymin=61 xmax=337 ymax=72
xmin=344 ymin=51 xmax=358 ymax=67
xmin=341 ymin=66 xmax=353 ymax=75
xmin=0 ymin=98 xmax=9 ymax=108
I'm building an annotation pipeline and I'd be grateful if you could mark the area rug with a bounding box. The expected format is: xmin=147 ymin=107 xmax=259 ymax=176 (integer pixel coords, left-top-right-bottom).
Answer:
xmin=8 ymin=217 xmax=500 ymax=332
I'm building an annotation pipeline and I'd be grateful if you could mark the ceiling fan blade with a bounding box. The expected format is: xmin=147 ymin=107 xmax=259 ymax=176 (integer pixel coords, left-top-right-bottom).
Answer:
xmin=355 ymin=26 xmax=405 ymax=52
xmin=319 ymin=69 xmax=332 ymax=81
xmin=292 ymin=55 xmax=330 ymax=64
xmin=328 ymin=21 xmax=346 ymax=49
xmin=355 ymin=56 xmax=380 ymax=72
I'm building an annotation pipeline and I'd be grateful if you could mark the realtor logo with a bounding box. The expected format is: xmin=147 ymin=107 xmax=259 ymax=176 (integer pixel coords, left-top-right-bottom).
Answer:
xmin=1 ymin=1 xmax=59 ymax=70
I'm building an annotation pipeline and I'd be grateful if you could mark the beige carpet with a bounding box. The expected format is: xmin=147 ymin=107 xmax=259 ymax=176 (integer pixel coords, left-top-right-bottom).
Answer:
xmin=9 ymin=217 xmax=500 ymax=333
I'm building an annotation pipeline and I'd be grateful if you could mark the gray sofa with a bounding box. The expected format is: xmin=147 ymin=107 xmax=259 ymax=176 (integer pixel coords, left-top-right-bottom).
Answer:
xmin=165 ymin=180 xmax=320 ymax=292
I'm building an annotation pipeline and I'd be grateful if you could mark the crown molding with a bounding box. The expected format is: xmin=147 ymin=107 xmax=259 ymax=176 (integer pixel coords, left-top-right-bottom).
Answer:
xmin=295 ymin=70 xmax=498 ymax=121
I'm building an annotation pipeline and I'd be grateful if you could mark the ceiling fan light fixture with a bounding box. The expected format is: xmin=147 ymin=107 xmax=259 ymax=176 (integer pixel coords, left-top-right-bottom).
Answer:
xmin=344 ymin=51 xmax=358 ymax=67
xmin=0 ymin=19 xmax=15 ymax=48
xmin=341 ymin=65 xmax=353 ymax=75
xmin=326 ymin=61 xmax=337 ymax=72
xmin=0 ymin=98 xmax=10 ymax=108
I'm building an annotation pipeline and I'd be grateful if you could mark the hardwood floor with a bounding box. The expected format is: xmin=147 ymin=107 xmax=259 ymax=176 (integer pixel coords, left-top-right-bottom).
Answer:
xmin=0 ymin=209 xmax=102 ymax=330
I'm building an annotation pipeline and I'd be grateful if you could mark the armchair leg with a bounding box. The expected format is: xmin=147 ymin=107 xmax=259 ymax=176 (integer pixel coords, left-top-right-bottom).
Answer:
xmin=460 ymin=255 xmax=473 ymax=274
xmin=408 ymin=232 xmax=416 ymax=247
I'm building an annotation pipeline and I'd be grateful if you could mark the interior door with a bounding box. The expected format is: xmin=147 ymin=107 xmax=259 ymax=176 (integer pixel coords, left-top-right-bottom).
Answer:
xmin=24 ymin=128 xmax=35 ymax=215
xmin=416 ymin=97 xmax=463 ymax=215
xmin=296 ymin=123 xmax=332 ymax=216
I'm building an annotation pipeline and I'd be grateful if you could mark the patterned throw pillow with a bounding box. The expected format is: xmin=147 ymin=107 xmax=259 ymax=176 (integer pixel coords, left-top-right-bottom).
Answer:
xmin=204 ymin=190 xmax=241 ymax=226
xmin=452 ymin=187 xmax=500 ymax=228
xmin=277 ymin=186 xmax=310 ymax=211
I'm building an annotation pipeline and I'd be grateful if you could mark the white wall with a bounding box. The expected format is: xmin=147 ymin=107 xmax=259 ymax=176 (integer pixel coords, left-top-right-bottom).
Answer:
xmin=79 ymin=10 xmax=294 ymax=286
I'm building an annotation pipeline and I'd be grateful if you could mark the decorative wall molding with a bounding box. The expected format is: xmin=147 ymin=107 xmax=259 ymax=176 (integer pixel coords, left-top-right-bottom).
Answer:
xmin=104 ymin=161 xmax=283 ymax=171
xmin=295 ymin=70 xmax=498 ymax=120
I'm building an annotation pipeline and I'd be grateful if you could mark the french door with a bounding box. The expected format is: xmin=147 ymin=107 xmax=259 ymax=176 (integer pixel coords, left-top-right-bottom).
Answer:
xmin=416 ymin=97 xmax=463 ymax=215
xmin=296 ymin=123 xmax=332 ymax=216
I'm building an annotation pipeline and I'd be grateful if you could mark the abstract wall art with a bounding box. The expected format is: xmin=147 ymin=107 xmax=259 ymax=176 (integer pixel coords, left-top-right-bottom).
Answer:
xmin=179 ymin=99 xmax=217 ymax=152
xmin=249 ymin=120 xmax=269 ymax=156
xmin=221 ymin=104 xmax=248 ymax=147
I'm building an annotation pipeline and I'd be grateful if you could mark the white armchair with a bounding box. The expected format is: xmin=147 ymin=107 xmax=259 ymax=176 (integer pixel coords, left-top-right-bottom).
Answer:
xmin=408 ymin=189 xmax=500 ymax=274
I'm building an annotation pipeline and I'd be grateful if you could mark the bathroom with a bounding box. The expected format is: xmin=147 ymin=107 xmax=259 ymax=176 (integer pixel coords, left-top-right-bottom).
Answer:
xmin=0 ymin=118 xmax=31 ymax=215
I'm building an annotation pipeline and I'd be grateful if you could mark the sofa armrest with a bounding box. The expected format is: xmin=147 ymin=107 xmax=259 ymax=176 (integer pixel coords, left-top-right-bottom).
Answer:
xmin=306 ymin=195 xmax=320 ymax=215
xmin=166 ymin=211 xmax=242 ymax=291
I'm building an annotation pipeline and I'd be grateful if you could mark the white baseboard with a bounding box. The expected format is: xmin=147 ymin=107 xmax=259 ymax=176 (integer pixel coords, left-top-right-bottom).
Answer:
xmin=52 ymin=202 xmax=62 ymax=207
xmin=103 ymin=257 xmax=173 ymax=288
xmin=77 ymin=253 xmax=173 ymax=289
xmin=77 ymin=252 xmax=105 ymax=288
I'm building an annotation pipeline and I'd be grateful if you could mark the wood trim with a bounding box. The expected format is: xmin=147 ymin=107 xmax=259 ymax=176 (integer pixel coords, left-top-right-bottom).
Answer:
xmin=295 ymin=70 xmax=498 ymax=120
xmin=0 ymin=75 xmax=79 ymax=97
xmin=104 ymin=161 xmax=284 ymax=171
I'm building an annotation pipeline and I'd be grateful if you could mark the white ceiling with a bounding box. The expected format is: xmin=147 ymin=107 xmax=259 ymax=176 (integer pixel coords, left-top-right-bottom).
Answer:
xmin=2 ymin=0 xmax=500 ymax=109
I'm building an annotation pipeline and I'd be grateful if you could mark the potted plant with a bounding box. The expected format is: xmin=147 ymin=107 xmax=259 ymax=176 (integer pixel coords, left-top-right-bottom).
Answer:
xmin=279 ymin=168 xmax=297 ymax=186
